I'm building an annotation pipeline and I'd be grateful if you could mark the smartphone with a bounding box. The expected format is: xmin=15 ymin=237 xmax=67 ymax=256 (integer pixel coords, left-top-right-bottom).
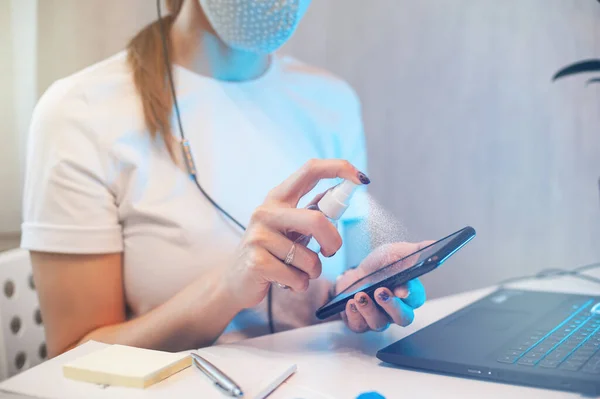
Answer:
xmin=315 ymin=226 xmax=476 ymax=320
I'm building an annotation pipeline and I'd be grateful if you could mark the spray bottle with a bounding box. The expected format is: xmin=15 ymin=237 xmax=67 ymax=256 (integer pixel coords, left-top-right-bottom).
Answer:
xmin=294 ymin=179 xmax=359 ymax=252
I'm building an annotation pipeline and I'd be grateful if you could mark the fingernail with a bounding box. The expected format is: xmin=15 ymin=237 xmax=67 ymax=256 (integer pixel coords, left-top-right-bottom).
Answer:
xmin=399 ymin=289 xmax=411 ymax=299
xmin=357 ymin=172 xmax=370 ymax=185
xmin=326 ymin=251 xmax=337 ymax=258
xmin=350 ymin=303 xmax=358 ymax=313
xmin=357 ymin=295 xmax=368 ymax=306
xmin=378 ymin=291 xmax=391 ymax=302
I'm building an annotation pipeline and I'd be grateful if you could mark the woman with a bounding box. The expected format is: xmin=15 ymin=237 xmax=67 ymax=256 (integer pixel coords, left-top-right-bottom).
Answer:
xmin=22 ymin=0 xmax=427 ymax=357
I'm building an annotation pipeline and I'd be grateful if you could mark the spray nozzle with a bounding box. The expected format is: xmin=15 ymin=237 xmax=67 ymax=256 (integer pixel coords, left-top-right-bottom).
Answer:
xmin=317 ymin=179 xmax=359 ymax=221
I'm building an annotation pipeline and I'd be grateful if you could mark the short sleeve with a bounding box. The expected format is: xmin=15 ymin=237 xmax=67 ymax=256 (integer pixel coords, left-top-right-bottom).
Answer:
xmin=20 ymin=81 xmax=123 ymax=254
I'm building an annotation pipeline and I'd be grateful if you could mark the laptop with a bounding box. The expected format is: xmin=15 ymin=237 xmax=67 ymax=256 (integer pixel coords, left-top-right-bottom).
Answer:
xmin=377 ymin=289 xmax=600 ymax=395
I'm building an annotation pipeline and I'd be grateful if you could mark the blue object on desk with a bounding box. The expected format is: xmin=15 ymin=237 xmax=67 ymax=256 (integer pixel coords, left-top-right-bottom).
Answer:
xmin=356 ymin=392 xmax=386 ymax=399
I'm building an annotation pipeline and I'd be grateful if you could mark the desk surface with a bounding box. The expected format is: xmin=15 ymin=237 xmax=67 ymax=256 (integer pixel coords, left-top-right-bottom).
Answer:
xmin=240 ymin=272 xmax=600 ymax=399
xmin=2 ymin=271 xmax=599 ymax=399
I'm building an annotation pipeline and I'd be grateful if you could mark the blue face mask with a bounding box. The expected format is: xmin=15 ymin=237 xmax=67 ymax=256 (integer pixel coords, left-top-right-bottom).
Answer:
xmin=199 ymin=0 xmax=312 ymax=54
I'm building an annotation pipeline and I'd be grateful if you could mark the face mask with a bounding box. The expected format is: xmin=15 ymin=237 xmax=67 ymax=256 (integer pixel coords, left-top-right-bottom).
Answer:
xmin=199 ymin=0 xmax=312 ymax=54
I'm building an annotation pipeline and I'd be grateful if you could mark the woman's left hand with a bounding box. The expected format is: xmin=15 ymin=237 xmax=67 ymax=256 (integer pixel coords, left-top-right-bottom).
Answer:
xmin=336 ymin=241 xmax=431 ymax=333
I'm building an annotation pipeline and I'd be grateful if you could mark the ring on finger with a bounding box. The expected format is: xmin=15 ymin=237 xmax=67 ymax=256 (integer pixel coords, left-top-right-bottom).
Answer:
xmin=276 ymin=243 xmax=297 ymax=290
xmin=283 ymin=243 xmax=296 ymax=265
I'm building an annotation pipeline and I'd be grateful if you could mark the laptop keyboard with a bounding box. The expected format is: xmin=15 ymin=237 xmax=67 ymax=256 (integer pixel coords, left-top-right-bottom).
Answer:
xmin=496 ymin=299 xmax=600 ymax=374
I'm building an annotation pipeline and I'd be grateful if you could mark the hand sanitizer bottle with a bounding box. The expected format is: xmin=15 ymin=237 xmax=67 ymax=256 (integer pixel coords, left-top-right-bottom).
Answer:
xmin=294 ymin=179 xmax=359 ymax=253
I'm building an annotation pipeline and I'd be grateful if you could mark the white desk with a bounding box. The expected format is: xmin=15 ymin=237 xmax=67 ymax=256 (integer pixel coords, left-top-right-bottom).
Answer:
xmin=2 ymin=270 xmax=599 ymax=399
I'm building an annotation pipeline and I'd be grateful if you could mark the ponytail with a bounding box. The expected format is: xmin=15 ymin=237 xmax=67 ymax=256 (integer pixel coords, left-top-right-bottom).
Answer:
xmin=126 ymin=0 xmax=185 ymax=161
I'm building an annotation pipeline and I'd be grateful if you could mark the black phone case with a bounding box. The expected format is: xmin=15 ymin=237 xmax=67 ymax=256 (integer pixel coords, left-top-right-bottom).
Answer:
xmin=315 ymin=226 xmax=476 ymax=320
xmin=315 ymin=262 xmax=437 ymax=320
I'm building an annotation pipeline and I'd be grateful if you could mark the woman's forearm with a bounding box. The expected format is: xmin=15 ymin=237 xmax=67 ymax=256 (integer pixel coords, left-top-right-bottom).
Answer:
xmin=77 ymin=220 xmax=371 ymax=350
xmin=78 ymin=269 xmax=240 ymax=352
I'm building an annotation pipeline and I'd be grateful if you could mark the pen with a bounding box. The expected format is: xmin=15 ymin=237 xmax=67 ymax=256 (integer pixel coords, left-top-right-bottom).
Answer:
xmin=190 ymin=352 xmax=244 ymax=397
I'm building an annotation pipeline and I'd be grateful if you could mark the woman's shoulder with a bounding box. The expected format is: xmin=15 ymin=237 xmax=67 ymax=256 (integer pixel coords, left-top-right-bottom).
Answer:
xmin=39 ymin=51 xmax=135 ymax=109
xmin=276 ymin=55 xmax=361 ymax=110
xmin=32 ymin=52 xmax=141 ymax=145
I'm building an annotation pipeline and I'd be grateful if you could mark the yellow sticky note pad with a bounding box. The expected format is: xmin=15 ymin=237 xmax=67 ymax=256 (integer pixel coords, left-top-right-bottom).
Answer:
xmin=63 ymin=344 xmax=191 ymax=389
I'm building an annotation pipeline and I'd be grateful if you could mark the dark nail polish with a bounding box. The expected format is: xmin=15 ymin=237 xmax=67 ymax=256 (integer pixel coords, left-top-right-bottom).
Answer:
xmin=326 ymin=251 xmax=337 ymax=258
xmin=357 ymin=172 xmax=371 ymax=185
xmin=378 ymin=291 xmax=390 ymax=302
xmin=350 ymin=303 xmax=358 ymax=313
xmin=358 ymin=295 xmax=368 ymax=306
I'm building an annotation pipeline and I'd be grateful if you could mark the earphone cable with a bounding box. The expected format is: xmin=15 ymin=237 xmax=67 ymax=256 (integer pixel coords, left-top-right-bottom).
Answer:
xmin=497 ymin=262 xmax=600 ymax=289
xmin=156 ymin=0 xmax=275 ymax=335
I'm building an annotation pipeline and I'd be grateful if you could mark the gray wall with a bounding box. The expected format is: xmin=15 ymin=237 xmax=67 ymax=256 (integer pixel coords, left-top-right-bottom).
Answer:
xmin=9 ymin=0 xmax=600 ymax=297
xmin=286 ymin=0 xmax=600 ymax=297
xmin=0 ymin=1 xmax=22 ymax=233
xmin=36 ymin=0 xmax=156 ymax=96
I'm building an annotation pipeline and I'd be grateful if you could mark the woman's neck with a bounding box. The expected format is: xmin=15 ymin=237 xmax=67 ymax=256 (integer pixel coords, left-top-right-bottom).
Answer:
xmin=169 ymin=0 xmax=270 ymax=82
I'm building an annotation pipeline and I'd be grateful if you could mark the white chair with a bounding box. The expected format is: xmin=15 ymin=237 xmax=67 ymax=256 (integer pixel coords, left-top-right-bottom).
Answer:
xmin=0 ymin=248 xmax=46 ymax=380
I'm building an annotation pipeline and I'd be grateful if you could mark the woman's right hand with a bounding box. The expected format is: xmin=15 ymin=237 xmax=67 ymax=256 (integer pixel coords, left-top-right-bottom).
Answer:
xmin=223 ymin=159 xmax=369 ymax=310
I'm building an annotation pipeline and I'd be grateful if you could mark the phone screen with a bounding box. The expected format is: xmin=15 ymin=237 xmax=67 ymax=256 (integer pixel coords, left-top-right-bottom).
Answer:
xmin=324 ymin=229 xmax=467 ymax=307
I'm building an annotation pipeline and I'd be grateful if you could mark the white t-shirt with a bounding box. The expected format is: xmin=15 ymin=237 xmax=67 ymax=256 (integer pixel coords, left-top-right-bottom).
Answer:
xmin=21 ymin=51 xmax=368 ymax=343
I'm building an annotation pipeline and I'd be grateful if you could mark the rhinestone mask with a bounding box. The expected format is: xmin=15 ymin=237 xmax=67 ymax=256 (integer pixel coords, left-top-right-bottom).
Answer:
xmin=199 ymin=0 xmax=311 ymax=54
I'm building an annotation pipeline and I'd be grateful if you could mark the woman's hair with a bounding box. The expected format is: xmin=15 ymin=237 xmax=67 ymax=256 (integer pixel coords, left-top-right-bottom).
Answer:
xmin=126 ymin=0 xmax=185 ymax=160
